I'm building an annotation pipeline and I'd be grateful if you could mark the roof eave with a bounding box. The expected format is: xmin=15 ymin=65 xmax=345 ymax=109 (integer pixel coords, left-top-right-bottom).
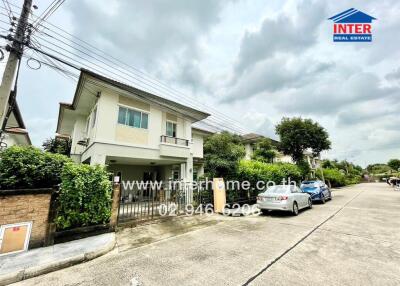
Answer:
xmin=80 ymin=69 xmax=211 ymax=122
xmin=11 ymin=102 xmax=26 ymax=129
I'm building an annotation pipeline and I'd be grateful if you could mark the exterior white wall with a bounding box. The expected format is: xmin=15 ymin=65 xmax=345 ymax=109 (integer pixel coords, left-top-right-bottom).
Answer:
xmin=70 ymin=115 xmax=87 ymax=156
xmin=149 ymin=106 xmax=163 ymax=147
xmin=90 ymin=92 xmax=193 ymax=148
xmin=274 ymin=155 xmax=294 ymax=163
xmin=95 ymin=91 xmax=118 ymax=142
xmin=192 ymin=133 xmax=204 ymax=158
xmin=3 ymin=134 xmax=17 ymax=146
xmin=2 ymin=133 xmax=30 ymax=147
xmin=244 ymin=143 xmax=254 ymax=160
xmin=64 ymin=84 xmax=206 ymax=183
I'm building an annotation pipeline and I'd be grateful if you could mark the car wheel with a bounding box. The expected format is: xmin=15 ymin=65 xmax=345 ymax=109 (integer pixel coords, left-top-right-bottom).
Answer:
xmin=308 ymin=198 xmax=313 ymax=209
xmin=321 ymin=194 xmax=326 ymax=204
xmin=261 ymin=209 xmax=269 ymax=215
xmin=292 ymin=202 xmax=299 ymax=216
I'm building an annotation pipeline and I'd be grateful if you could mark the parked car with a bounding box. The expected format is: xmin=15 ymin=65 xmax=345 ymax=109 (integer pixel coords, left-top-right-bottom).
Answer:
xmin=300 ymin=180 xmax=332 ymax=203
xmin=257 ymin=185 xmax=312 ymax=216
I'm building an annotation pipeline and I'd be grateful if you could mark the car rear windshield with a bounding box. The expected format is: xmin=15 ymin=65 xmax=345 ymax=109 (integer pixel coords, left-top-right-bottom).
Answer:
xmin=302 ymin=181 xmax=318 ymax=187
xmin=266 ymin=186 xmax=291 ymax=194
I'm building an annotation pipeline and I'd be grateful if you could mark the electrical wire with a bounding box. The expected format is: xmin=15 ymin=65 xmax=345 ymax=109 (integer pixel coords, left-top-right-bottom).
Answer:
xmin=33 ymin=0 xmax=64 ymax=29
xmin=4 ymin=2 xmax=250 ymax=134
xmin=1 ymin=0 xmax=13 ymax=24
xmin=5 ymin=2 xmax=250 ymax=134
xmin=32 ymin=30 xmax=248 ymax=133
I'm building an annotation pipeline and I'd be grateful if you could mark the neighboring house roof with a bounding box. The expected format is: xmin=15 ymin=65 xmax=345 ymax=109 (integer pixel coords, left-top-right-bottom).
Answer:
xmin=328 ymin=8 xmax=376 ymax=23
xmin=10 ymin=102 xmax=26 ymax=129
xmin=241 ymin=133 xmax=279 ymax=145
xmin=192 ymin=126 xmax=214 ymax=136
xmin=192 ymin=121 xmax=221 ymax=134
xmin=57 ymin=69 xmax=210 ymax=134
xmin=4 ymin=102 xmax=31 ymax=145
xmin=241 ymin=133 xmax=264 ymax=142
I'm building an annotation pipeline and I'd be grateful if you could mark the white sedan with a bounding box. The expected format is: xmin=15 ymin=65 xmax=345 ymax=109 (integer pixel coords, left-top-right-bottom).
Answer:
xmin=257 ymin=185 xmax=312 ymax=216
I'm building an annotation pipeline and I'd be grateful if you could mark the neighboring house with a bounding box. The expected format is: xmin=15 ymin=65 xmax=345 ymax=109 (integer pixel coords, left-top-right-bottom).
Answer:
xmin=56 ymin=69 xmax=210 ymax=188
xmin=241 ymin=133 xmax=264 ymax=160
xmin=241 ymin=133 xmax=320 ymax=170
xmin=0 ymin=102 xmax=31 ymax=149
xmin=241 ymin=133 xmax=281 ymax=161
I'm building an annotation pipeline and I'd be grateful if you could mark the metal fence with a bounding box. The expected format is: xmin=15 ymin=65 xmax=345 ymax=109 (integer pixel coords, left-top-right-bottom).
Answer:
xmin=117 ymin=182 xmax=213 ymax=224
xmin=225 ymin=188 xmax=258 ymax=207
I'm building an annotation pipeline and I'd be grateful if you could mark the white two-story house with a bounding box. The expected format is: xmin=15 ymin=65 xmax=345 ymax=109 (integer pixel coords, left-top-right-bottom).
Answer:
xmin=56 ymin=69 xmax=210 ymax=188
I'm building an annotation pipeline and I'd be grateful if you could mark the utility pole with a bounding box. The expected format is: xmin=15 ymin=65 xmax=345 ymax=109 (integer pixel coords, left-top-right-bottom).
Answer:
xmin=0 ymin=0 xmax=32 ymax=135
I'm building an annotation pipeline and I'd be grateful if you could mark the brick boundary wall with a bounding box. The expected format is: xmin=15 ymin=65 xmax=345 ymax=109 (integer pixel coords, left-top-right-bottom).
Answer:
xmin=0 ymin=188 xmax=55 ymax=249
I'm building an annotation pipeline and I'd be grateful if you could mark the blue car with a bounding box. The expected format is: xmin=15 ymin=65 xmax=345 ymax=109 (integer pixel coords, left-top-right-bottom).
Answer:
xmin=300 ymin=180 xmax=332 ymax=203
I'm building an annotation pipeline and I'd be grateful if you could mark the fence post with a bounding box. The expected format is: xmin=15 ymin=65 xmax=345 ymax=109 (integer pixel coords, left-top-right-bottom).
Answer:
xmin=110 ymin=183 xmax=121 ymax=230
xmin=44 ymin=186 xmax=59 ymax=246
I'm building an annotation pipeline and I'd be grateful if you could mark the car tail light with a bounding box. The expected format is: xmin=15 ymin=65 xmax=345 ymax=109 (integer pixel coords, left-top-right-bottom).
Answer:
xmin=277 ymin=196 xmax=288 ymax=201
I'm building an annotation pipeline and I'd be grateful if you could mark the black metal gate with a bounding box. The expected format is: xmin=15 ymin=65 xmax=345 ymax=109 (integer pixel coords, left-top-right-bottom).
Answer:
xmin=117 ymin=182 xmax=212 ymax=224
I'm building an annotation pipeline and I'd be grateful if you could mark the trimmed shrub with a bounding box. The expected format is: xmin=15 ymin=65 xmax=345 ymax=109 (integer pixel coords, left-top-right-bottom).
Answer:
xmin=0 ymin=146 xmax=71 ymax=189
xmin=344 ymin=174 xmax=362 ymax=185
xmin=56 ymin=163 xmax=112 ymax=230
xmin=322 ymin=168 xmax=346 ymax=187
xmin=237 ymin=160 xmax=302 ymax=187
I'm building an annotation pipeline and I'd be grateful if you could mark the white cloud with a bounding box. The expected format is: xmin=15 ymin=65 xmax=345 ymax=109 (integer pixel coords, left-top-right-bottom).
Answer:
xmin=2 ymin=0 xmax=399 ymax=166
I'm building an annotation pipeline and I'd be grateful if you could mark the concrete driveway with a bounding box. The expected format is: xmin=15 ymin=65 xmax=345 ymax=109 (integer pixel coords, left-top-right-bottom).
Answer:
xmin=14 ymin=183 xmax=400 ymax=286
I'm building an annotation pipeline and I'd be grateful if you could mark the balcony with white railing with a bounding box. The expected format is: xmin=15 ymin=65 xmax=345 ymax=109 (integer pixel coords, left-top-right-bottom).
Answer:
xmin=160 ymin=135 xmax=189 ymax=146
xmin=159 ymin=135 xmax=190 ymax=158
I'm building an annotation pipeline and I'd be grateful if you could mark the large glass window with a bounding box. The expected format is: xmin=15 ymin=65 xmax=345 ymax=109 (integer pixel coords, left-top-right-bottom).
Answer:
xmin=117 ymin=106 xmax=148 ymax=129
xmin=118 ymin=107 xmax=126 ymax=124
xmin=166 ymin=121 xmax=177 ymax=137
xmin=142 ymin=113 xmax=148 ymax=129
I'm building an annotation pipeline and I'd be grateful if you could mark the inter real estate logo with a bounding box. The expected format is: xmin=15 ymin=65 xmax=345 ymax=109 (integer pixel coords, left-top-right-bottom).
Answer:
xmin=328 ymin=8 xmax=376 ymax=42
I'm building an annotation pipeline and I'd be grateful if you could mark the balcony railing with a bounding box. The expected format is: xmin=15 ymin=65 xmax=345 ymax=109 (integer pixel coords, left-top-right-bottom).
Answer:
xmin=160 ymin=135 xmax=189 ymax=146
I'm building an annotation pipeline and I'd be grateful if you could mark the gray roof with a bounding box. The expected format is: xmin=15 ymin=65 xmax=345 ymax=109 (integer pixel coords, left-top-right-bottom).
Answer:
xmin=81 ymin=69 xmax=210 ymax=122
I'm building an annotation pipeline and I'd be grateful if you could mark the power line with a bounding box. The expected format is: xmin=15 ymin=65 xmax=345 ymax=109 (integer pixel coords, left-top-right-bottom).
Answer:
xmin=1 ymin=0 xmax=13 ymax=23
xmin=4 ymin=2 xmax=249 ymax=134
xmin=28 ymin=41 xmax=240 ymax=132
xmin=32 ymin=28 xmax=248 ymax=133
xmin=5 ymin=2 xmax=250 ymax=134
xmin=33 ymin=0 xmax=64 ymax=29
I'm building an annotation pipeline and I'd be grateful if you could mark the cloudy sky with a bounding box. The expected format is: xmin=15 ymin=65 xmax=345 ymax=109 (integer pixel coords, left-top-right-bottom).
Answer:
xmin=1 ymin=0 xmax=399 ymax=166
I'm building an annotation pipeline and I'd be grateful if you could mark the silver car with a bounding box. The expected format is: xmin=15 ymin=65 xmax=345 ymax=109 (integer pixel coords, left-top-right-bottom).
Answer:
xmin=257 ymin=185 xmax=312 ymax=216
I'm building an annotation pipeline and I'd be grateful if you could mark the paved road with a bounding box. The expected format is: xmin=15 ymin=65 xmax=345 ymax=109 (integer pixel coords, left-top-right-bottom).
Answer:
xmin=15 ymin=183 xmax=400 ymax=286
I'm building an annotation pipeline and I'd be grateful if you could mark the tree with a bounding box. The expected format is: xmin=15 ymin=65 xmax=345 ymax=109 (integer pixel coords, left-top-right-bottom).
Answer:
xmin=275 ymin=117 xmax=331 ymax=163
xmin=204 ymin=131 xmax=246 ymax=178
xmin=366 ymin=163 xmax=391 ymax=174
xmin=388 ymin=159 xmax=400 ymax=171
xmin=42 ymin=137 xmax=71 ymax=156
xmin=251 ymin=138 xmax=278 ymax=163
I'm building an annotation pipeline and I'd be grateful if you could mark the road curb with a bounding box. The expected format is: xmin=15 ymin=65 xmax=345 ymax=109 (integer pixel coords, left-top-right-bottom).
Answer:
xmin=0 ymin=233 xmax=116 ymax=286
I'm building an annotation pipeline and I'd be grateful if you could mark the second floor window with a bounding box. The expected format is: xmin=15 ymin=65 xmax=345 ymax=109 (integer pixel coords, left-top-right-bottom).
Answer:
xmin=166 ymin=121 xmax=177 ymax=137
xmin=118 ymin=106 xmax=148 ymax=129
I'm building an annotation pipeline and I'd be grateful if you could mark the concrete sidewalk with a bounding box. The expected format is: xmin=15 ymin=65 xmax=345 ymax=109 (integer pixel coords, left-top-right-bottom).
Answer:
xmin=0 ymin=232 xmax=115 ymax=285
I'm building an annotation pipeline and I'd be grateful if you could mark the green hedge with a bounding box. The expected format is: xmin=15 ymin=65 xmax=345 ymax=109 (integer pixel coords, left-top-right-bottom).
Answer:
xmin=322 ymin=168 xmax=362 ymax=187
xmin=322 ymin=168 xmax=346 ymax=187
xmin=0 ymin=146 xmax=71 ymax=189
xmin=237 ymin=160 xmax=302 ymax=187
xmin=56 ymin=163 xmax=112 ymax=230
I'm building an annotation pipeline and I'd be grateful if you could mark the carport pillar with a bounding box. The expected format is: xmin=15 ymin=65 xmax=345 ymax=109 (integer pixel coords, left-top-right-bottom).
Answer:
xmin=110 ymin=182 xmax=121 ymax=230
xmin=180 ymin=155 xmax=194 ymax=204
